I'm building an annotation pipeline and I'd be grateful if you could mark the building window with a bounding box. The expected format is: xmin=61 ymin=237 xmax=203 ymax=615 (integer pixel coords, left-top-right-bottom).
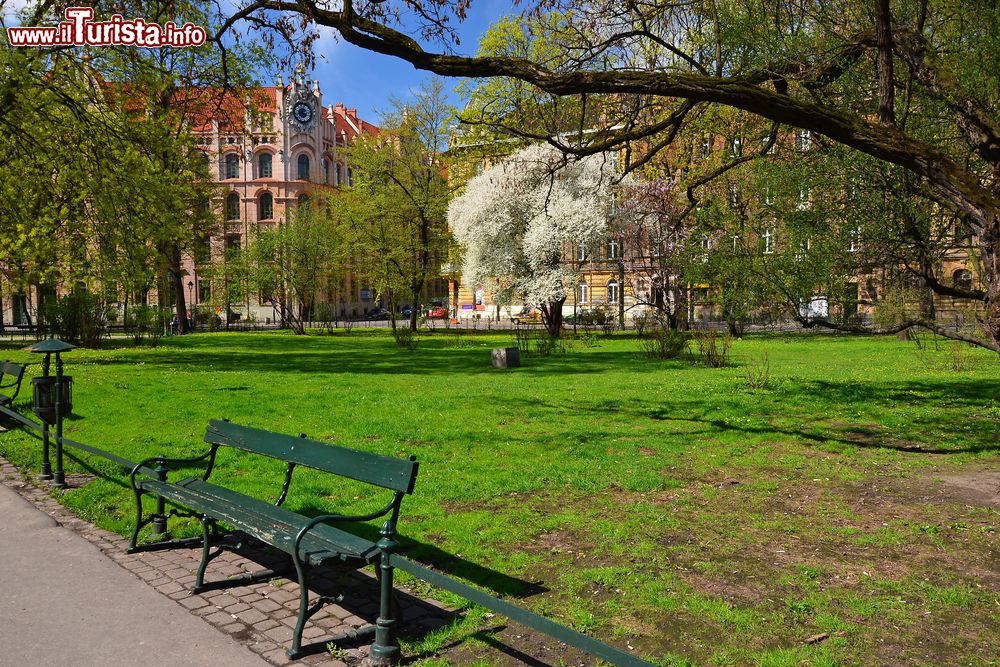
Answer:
xmin=323 ymin=159 xmax=330 ymax=184
xmin=12 ymin=294 xmax=29 ymax=325
xmin=728 ymin=184 xmax=740 ymax=208
xmin=731 ymin=137 xmax=743 ymax=157
xmin=224 ymin=153 xmax=239 ymax=179
xmin=953 ymin=269 xmax=973 ymax=291
xmin=764 ymin=185 xmax=774 ymax=206
xmin=795 ymin=239 xmax=809 ymax=262
xmin=258 ymin=153 xmax=272 ymax=178
xmin=225 ymin=192 xmax=239 ymax=220
xmin=796 ymin=186 xmax=810 ymax=210
xmin=297 ymin=154 xmax=310 ymax=180
xmin=347 ymin=167 xmax=354 ymax=185
xmin=335 ymin=163 xmax=343 ymax=185
xmin=258 ymin=192 xmax=273 ymax=221
xmin=577 ymin=244 xmax=587 ymax=262
xmin=607 ymin=236 xmax=620 ymax=260
xmin=762 ymin=228 xmax=775 ymax=254
xmin=298 ymin=194 xmax=310 ymax=210
xmin=700 ymin=135 xmax=712 ymax=157
xmin=578 ymin=281 xmax=589 ymax=304
xmin=196 ymin=236 xmax=211 ymax=264
xmin=606 ymin=280 xmax=619 ymax=304
xmin=198 ymin=279 xmax=211 ymax=303
xmin=848 ymin=227 xmax=861 ymax=252
xmin=225 ymin=234 xmax=241 ymax=259
xmin=795 ymin=129 xmax=811 ymax=152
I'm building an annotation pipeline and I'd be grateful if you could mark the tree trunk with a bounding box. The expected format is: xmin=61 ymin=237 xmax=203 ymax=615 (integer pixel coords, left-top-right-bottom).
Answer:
xmin=410 ymin=286 xmax=421 ymax=332
xmin=166 ymin=244 xmax=191 ymax=335
xmin=542 ymin=297 xmax=566 ymax=337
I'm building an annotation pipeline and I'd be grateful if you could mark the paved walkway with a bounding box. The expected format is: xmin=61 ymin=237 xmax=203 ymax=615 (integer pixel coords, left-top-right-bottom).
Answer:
xmin=0 ymin=459 xmax=452 ymax=666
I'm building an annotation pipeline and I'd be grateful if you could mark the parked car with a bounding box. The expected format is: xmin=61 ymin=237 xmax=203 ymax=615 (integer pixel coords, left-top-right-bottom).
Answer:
xmin=426 ymin=305 xmax=448 ymax=318
xmin=401 ymin=305 xmax=413 ymax=318
xmin=511 ymin=306 xmax=541 ymax=325
xmin=365 ymin=308 xmax=391 ymax=320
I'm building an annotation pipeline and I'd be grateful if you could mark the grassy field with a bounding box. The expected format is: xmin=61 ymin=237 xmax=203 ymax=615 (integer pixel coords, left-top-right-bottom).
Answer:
xmin=1 ymin=329 xmax=998 ymax=666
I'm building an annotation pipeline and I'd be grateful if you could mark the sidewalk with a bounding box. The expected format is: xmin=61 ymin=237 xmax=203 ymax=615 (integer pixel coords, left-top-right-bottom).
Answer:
xmin=0 ymin=481 xmax=271 ymax=667
xmin=0 ymin=459 xmax=453 ymax=666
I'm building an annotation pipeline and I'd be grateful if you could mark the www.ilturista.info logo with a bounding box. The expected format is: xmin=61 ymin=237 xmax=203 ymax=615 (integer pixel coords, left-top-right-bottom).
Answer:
xmin=7 ymin=7 xmax=207 ymax=47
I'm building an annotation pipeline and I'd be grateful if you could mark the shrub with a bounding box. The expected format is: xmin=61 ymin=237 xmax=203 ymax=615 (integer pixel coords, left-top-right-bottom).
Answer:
xmin=639 ymin=324 xmax=689 ymax=360
xmin=692 ymin=330 xmax=732 ymax=367
xmin=126 ymin=305 xmax=170 ymax=346
xmin=742 ymin=351 xmax=771 ymax=389
xmin=392 ymin=325 xmax=418 ymax=350
xmin=40 ymin=291 xmax=114 ymax=348
xmin=632 ymin=311 xmax=653 ymax=336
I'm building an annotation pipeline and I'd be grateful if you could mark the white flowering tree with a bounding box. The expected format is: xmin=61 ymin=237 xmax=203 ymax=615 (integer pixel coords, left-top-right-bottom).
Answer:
xmin=448 ymin=144 xmax=617 ymax=337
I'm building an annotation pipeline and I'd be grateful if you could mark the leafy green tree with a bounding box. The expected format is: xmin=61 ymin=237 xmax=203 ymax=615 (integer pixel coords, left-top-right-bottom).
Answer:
xmin=223 ymin=0 xmax=1000 ymax=351
xmin=336 ymin=78 xmax=454 ymax=332
xmin=239 ymin=201 xmax=345 ymax=334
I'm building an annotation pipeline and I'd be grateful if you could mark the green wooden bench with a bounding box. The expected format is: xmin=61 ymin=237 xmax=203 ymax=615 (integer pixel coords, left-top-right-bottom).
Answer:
xmin=0 ymin=361 xmax=27 ymax=407
xmin=127 ymin=419 xmax=419 ymax=660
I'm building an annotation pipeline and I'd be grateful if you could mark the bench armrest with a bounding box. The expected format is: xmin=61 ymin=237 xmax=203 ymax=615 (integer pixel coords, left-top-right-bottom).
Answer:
xmin=129 ymin=448 xmax=215 ymax=490
xmin=292 ymin=495 xmax=403 ymax=561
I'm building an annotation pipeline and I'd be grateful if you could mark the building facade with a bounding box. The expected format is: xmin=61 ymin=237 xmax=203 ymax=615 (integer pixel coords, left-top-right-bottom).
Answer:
xmin=187 ymin=71 xmax=379 ymax=324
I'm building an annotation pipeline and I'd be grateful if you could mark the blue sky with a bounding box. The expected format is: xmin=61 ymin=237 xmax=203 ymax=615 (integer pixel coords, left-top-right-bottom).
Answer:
xmin=311 ymin=0 xmax=515 ymax=122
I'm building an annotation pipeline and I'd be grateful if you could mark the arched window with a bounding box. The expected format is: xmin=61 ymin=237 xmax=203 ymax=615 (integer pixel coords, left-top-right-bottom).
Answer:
xmin=258 ymin=192 xmax=273 ymax=221
xmin=258 ymin=153 xmax=272 ymax=179
xmin=224 ymin=153 xmax=239 ymax=179
xmin=198 ymin=151 xmax=210 ymax=172
xmin=578 ymin=281 xmax=589 ymax=304
xmin=606 ymin=280 xmax=619 ymax=304
xmin=335 ymin=163 xmax=343 ymax=185
xmin=225 ymin=192 xmax=239 ymax=220
xmin=297 ymin=154 xmax=310 ymax=180
xmin=347 ymin=167 xmax=354 ymax=186
xmin=298 ymin=193 xmax=310 ymax=210
xmin=953 ymin=269 xmax=973 ymax=291
xmin=323 ymin=159 xmax=330 ymax=184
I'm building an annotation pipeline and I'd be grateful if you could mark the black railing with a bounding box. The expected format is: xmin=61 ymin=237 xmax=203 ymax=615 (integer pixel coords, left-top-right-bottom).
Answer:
xmin=0 ymin=399 xmax=656 ymax=666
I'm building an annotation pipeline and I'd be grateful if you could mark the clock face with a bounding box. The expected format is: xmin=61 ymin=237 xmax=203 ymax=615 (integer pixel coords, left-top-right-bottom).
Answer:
xmin=292 ymin=101 xmax=313 ymax=125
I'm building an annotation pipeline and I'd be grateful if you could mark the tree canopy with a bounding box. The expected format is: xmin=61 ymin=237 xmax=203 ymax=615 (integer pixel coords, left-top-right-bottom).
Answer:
xmin=220 ymin=0 xmax=1000 ymax=349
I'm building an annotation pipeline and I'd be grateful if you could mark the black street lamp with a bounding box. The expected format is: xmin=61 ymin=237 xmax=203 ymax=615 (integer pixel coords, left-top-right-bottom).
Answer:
xmin=187 ymin=280 xmax=195 ymax=328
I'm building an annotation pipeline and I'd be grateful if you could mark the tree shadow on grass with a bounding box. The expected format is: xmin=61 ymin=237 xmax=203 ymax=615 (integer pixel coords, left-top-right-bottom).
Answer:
xmin=77 ymin=335 xmax=681 ymax=377
xmin=503 ymin=376 xmax=1000 ymax=455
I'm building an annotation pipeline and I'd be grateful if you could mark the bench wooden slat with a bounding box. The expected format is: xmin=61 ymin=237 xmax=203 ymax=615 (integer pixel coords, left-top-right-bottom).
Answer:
xmin=140 ymin=477 xmax=381 ymax=564
xmin=204 ymin=419 xmax=418 ymax=494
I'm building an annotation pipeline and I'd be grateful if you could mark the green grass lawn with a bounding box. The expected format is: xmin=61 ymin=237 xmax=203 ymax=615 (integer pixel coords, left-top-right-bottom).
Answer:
xmin=1 ymin=329 xmax=998 ymax=666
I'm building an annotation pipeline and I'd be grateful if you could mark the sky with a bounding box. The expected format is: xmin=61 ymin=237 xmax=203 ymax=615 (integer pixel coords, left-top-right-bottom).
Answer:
xmin=1 ymin=0 xmax=515 ymax=121
xmin=309 ymin=0 xmax=516 ymax=122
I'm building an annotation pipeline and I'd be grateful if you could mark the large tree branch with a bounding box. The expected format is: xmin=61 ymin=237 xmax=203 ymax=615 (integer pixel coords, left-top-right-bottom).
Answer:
xmin=226 ymin=0 xmax=998 ymax=227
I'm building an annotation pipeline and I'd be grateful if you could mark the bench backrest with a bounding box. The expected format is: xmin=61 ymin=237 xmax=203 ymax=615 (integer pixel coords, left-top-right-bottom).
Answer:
xmin=0 ymin=362 xmax=25 ymax=387
xmin=204 ymin=419 xmax=418 ymax=494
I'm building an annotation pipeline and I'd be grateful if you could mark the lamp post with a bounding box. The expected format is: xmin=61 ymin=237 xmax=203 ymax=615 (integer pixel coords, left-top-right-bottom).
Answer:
xmin=26 ymin=338 xmax=75 ymax=488
xmin=187 ymin=280 xmax=195 ymax=329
